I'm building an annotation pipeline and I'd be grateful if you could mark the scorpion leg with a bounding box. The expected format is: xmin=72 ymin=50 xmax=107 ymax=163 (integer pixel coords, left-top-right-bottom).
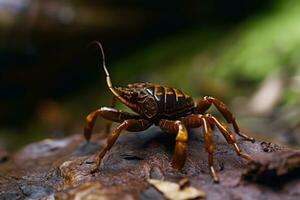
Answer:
xmin=105 ymin=97 xmax=116 ymax=135
xmin=207 ymin=115 xmax=252 ymax=161
xmin=91 ymin=118 xmax=152 ymax=173
xmin=84 ymin=107 xmax=140 ymax=142
xmin=181 ymin=114 xmax=219 ymax=182
xmin=164 ymin=114 xmax=219 ymax=182
xmin=195 ymin=96 xmax=255 ymax=142
xmin=200 ymin=116 xmax=219 ymax=183
xmin=159 ymin=120 xmax=188 ymax=170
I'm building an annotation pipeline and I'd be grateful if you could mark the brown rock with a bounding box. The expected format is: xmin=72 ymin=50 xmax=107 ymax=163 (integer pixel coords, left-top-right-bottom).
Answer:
xmin=0 ymin=128 xmax=299 ymax=200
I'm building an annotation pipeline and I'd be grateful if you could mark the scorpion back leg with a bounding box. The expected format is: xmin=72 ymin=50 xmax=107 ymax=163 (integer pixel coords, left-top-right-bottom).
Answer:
xmin=195 ymin=96 xmax=255 ymax=142
xmin=207 ymin=115 xmax=252 ymax=161
xmin=84 ymin=107 xmax=140 ymax=141
xmin=201 ymin=116 xmax=219 ymax=182
xmin=159 ymin=120 xmax=188 ymax=170
xmin=91 ymin=118 xmax=152 ymax=173
xmin=181 ymin=114 xmax=219 ymax=182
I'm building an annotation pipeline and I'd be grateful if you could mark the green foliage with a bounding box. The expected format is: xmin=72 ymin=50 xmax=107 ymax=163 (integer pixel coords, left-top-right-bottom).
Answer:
xmin=208 ymin=0 xmax=300 ymax=82
xmin=111 ymin=0 xmax=300 ymax=103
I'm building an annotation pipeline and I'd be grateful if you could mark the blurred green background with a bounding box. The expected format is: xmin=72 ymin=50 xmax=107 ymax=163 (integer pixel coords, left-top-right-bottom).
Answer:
xmin=1 ymin=0 xmax=300 ymax=151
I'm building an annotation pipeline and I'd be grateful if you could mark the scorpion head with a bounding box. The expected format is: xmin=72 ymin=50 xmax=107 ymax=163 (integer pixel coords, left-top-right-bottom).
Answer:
xmin=116 ymin=85 xmax=158 ymax=118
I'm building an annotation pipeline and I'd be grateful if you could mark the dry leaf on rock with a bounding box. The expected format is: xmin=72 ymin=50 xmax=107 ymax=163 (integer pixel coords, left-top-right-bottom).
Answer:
xmin=148 ymin=179 xmax=205 ymax=200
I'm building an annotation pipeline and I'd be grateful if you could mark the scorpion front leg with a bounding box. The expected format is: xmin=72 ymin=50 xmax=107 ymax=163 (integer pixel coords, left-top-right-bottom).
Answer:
xmin=195 ymin=96 xmax=255 ymax=142
xmin=104 ymin=97 xmax=116 ymax=135
xmin=91 ymin=118 xmax=152 ymax=173
xmin=159 ymin=120 xmax=188 ymax=170
xmin=84 ymin=107 xmax=140 ymax=141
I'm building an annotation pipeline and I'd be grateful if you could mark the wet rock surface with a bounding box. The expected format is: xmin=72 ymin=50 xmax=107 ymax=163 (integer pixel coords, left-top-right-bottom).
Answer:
xmin=0 ymin=127 xmax=300 ymax=200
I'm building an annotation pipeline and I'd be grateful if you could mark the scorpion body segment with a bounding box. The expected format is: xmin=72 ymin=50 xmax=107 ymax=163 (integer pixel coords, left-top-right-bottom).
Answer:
xmin=116 ymin=83 xmax=195 ymax=121
xmin=84 ymin=41 xmax=255 ymax=183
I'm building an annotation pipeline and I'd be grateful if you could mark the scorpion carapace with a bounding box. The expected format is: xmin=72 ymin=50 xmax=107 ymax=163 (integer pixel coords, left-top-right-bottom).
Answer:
xmin=117 ymin=83 xmax=195 ymax=120
xmin=84 ymin=41 xmax=255 ymax=183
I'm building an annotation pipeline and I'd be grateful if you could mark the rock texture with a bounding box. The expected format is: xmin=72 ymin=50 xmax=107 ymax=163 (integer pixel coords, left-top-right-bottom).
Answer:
xmin=0 ymin=127 xmax=299 ymax=200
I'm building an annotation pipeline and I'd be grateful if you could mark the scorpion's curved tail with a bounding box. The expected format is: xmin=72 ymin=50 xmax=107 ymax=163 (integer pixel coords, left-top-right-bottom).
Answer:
xmin=90 ymin=41 xmax=136 ymax=108
xmin=90 ymin=41 xmax=116 ymax=95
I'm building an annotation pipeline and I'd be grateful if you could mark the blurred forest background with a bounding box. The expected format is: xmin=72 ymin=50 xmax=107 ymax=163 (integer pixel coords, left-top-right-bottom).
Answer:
xmin=1 ymin=0 xmax=300 ymax=151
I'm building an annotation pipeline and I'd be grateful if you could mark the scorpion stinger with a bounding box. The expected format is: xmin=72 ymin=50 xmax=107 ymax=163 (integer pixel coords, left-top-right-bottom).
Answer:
xmin=90 ymin=41 xmax=138 ymax=110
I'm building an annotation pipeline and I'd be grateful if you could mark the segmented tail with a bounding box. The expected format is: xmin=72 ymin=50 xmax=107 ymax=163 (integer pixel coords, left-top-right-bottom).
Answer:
xmin=89 ymin=41 xmax=137 ymax=109
xmin=90 ymin=41 xmax=118 ymax=96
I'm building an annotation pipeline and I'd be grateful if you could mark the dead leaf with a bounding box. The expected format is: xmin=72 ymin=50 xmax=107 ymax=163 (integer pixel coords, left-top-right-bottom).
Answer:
xmin=148 ymin=179 xmax=205 ymax=200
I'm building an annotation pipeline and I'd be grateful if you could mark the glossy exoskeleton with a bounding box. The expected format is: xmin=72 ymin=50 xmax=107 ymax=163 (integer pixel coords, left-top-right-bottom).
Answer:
xmin=84 ymin=41 xmax=255 ymax=182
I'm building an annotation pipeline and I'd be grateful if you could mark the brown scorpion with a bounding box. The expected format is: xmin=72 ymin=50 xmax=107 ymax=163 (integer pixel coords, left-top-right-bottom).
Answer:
xmin=84 ymin=41 xmax=255 ymax=182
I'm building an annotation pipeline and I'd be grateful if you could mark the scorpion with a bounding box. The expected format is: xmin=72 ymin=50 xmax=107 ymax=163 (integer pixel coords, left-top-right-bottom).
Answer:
xmin=84 ymin=41 xmax=255 ymax=183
